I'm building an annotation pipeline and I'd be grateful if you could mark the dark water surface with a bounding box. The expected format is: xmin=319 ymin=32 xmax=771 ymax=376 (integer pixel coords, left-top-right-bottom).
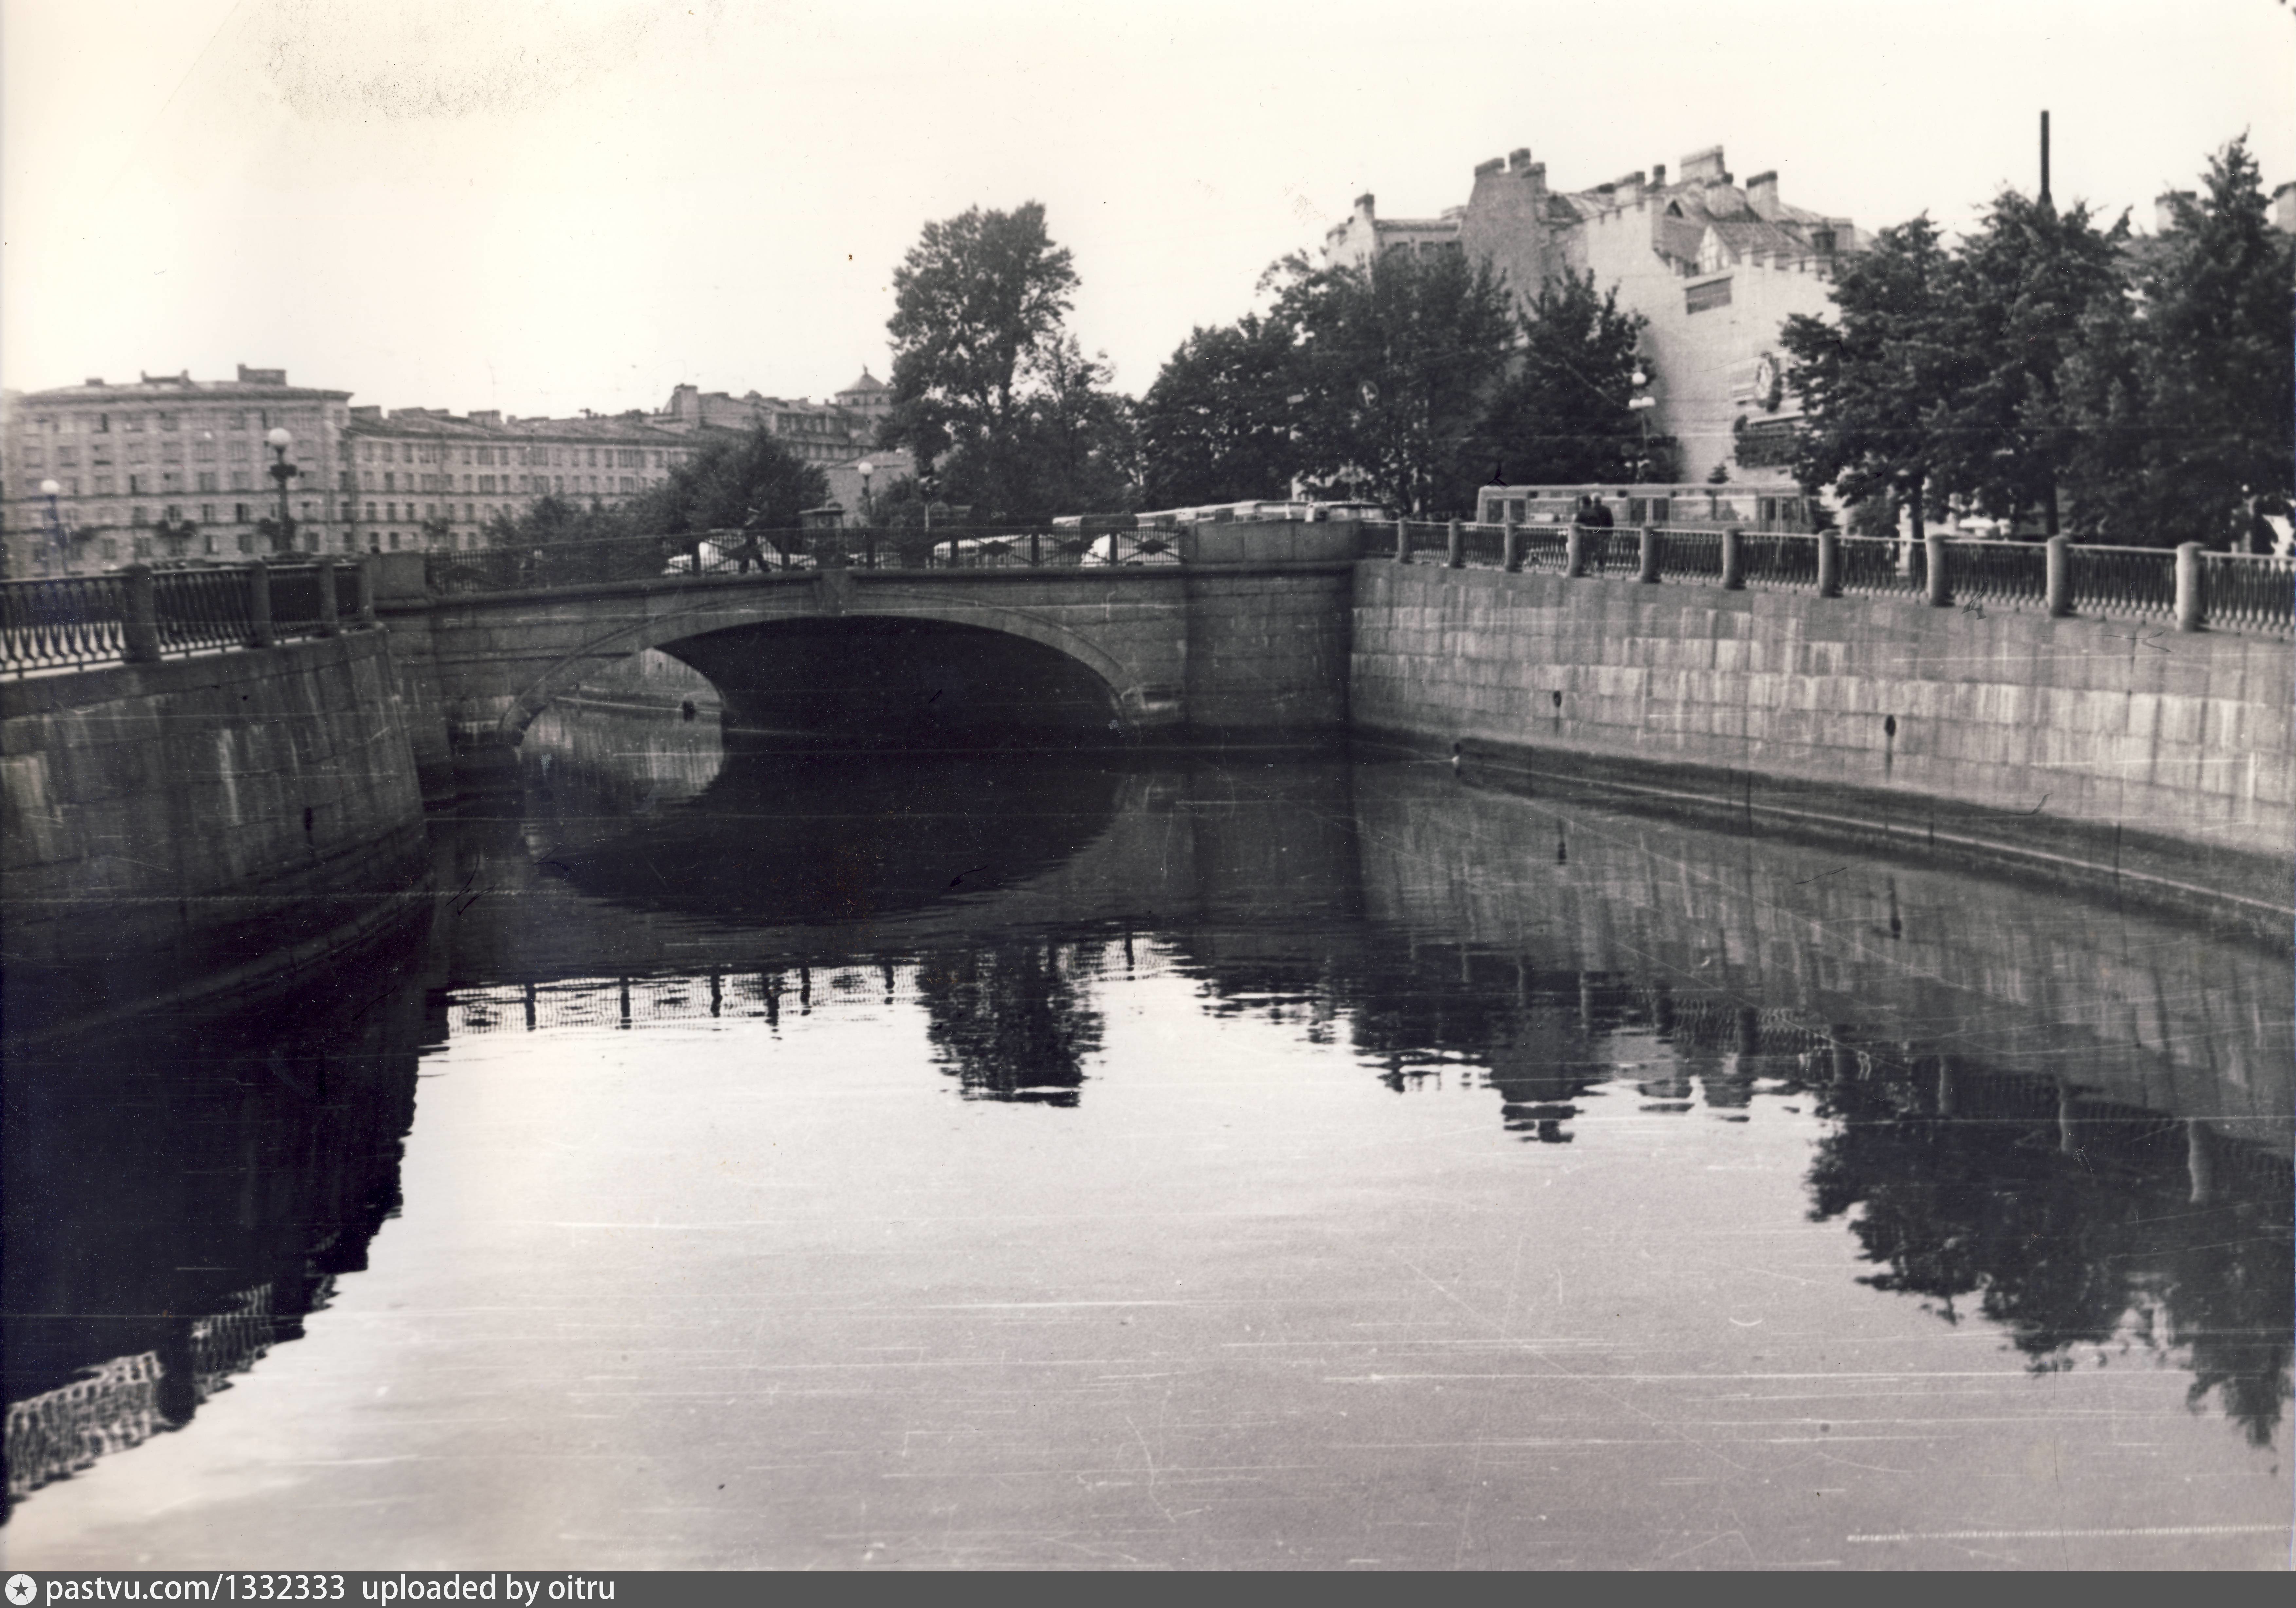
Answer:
xmin=7 ymin=704 xmax=2290 ymax=1570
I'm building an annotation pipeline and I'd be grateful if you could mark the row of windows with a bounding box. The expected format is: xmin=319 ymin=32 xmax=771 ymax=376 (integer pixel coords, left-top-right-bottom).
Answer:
xmin=354 ymin=470 xmax=660 ymax=495
xmin=20 ymin=408 xmax=334 ymax=436
xmin=20 ymin=436 xmax=267 ymax=469
xmin=352 ymin=440 xmax=685 ymax=469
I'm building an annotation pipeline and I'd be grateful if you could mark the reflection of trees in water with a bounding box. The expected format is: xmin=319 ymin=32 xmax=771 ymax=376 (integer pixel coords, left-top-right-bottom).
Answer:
xmin=917 ymin=940 xmax=1105 ymax=1106
xmin=1808 ymin=1073 xmax=2293 ymax=1449
xmin=1174 ymin=926 xmax=2292 ymax=1448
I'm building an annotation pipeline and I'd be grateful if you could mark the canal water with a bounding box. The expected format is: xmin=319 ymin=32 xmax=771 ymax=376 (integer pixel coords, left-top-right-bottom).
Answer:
xmin=6 ymin=702 xmax=2290 ymax=1570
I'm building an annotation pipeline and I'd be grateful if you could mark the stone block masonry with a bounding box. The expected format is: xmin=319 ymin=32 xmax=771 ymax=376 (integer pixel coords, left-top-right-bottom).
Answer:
xmin=1352 ymin=562 xmax=2293 ymax=919
xmin=2 ymin=630 xmax=430 ymax=1035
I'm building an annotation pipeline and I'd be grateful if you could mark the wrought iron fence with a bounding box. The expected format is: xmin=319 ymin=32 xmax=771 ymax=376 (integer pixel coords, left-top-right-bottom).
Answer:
xmin=268 ymin=564 xmax=331 ymax=639
xmin=151 ymin=567 xmax=254 ymax=657
xmin=0 ymin=574 xmax=127 ymax=674
xmin=1 ymin=561 xmax=378 ymax=676
xmin=423 ymin=525 xmax=1189 ymax=594
xmin=2198 ymin=552 xmax=2294 ymax=636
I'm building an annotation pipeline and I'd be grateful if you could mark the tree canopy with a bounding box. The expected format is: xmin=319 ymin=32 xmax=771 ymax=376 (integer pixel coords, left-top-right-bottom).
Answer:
xmin=1784 ymin=137 xmax=2292 ymax=546
xmin=1275 ymin=247 xmax=1519 ymax=515
xmin=1472 ymin=269 xmax=1658 ymax=487
xmin=1779 ymin=216 xmax=1959 ymax=538
xmin=1136 ymin=314 xmax=1304 ymax=508
xmin=2060 ymin=137 xmax=2293 ymax=545
xmin=879 ymin=203 xmax=1136 ymax=521
xmin=632 ymin=425 xmax=829 ymax=535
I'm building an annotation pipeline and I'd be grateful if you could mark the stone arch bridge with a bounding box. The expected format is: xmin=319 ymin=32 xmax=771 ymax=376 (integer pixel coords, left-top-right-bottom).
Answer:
xmin=374 ymin=522 xmax=1364 ymax=787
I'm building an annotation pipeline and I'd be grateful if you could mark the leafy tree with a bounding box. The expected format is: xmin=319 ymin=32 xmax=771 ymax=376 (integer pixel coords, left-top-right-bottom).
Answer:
xmin=1273 ymin=246 xmax=1517 ymax=514
xmin=1781 ymin=216 xmax=1960 ymax=538
xmin=1927 ymin=192 xmax=2130 ymax=535
xmin=1473 ymin=270 xmax=1652 ymax=487
xmin=635 ymin=425 xmax=829 ymax=540
xmin=1137 ymin=314 xmax=1305 ymax=506
xmin=419 ymin=513 xmax=456 ymax=550
xmin=1007 ymin=336 xmax=1140 ymax=520
xmin=2061 ymin=137 xmax=2294 ymax=546
xmin=880 ymin=203 xmax=1084 ymax=519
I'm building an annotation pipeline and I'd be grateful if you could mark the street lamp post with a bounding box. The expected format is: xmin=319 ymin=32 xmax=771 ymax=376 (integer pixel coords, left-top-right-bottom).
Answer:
xmin=39 ymin=479 xmax=64 ymax=574
xmin=854 ymin=459 xmax=874 ymax=525
xmin=1627 ymin=367 xmax=1656 ymax=481
xmin=265 ymin=427 xmax=299 ymax=555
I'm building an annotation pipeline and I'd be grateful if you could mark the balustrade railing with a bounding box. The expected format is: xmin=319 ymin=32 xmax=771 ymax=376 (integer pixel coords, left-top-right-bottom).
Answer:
xmin=1577 ymin=526 xmax=1640 ymax=578
xmin=1 ymin=560 xmax=378 ymax=677
xmin=1657 ymin=527 xmax=1726 ymax=584
xmin=1737 ymin=531 xmax=1820 ymax=590
xmin=1517 ymin=525 xmax=1572 ymax=573
xmin=267 ymin=564 xmax=332 ymax=639
xmin=1458 ymin=522 xmax=1508 ymax=569
xmin=5 ymin=530 xmax=2283 ymax=681
xmin=150 ymin=566 xmax=255 ymax=657
xmin=2066 ymin=543 xmax=2178 ymax=624
xmin=1948 ymin=539 xmax=2050 ymax=612
xmin=2197 ymin=551 xmax=2293 ymax=636
xmin=1835 ymin=535 xmax=1926 ymax=597
xmin=0 ymin=574 xmax=128 ymax=674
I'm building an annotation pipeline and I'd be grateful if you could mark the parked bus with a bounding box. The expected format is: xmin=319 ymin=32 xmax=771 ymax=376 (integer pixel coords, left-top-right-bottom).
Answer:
xmin=1474 ymin=483 xmax=1824 ymax=533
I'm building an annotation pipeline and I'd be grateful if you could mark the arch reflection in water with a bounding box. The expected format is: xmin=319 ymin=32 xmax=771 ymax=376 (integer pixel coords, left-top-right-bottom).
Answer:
xmin=2 ymin=928 xmax=435 ymax=1513
xmin=529 ymin=748 xmax=1127 ymax=928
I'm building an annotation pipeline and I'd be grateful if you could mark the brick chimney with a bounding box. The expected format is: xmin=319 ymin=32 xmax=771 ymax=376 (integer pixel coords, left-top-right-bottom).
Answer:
xmin=2154 ymin=189 xmax=2195 ymax=233
xmin=1507 ymin=147 xmax=1533 ymax=174
xmin=1680 ymin=145 xmax=1727 ymax=185
xmin=1745 ymin=171 xmax=1781 ymax=218
xmin=2271 ymin=181 xmax=2295 ymax=235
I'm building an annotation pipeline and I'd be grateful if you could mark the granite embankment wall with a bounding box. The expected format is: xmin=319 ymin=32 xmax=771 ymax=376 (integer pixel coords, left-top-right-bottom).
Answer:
xmin=1352 ymin=561 xmax=2293 ymax=912
xmin=1 ymin=629 xmax=431 ymax=1034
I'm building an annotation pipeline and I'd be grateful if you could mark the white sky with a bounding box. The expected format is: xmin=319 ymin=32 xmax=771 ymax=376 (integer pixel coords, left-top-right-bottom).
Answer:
xmin=3 ymin=0 xmax=2289 ymax=418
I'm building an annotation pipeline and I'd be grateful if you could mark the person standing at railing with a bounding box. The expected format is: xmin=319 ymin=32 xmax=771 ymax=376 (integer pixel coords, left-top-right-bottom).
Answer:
xmin=1574 ymin=494 xmax=1614 ymax=546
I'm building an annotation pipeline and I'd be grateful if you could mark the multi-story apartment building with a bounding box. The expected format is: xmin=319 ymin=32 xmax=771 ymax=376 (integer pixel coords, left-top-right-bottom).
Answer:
xmin=655 ymin=371 xmax=896 ymax=466
xmin=340 ymin=407 xmax=696 ymax=552
xmin=2 ymin=367 xmax=354 ymax=575
xmin=4 ymin=367 xmax=901 ymax=572
xmin=1326 ymin=144 xmax=1866 ymax=488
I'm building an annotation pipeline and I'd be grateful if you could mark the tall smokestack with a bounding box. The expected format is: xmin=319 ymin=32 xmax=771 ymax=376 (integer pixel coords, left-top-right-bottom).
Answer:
xmin=2039 ymin=110 xmax=2051 ymax=206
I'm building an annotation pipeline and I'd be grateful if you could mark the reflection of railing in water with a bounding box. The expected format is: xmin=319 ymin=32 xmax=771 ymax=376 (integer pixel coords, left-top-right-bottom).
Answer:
xmin=3 ymin=1280 xmax=288 ymax=1506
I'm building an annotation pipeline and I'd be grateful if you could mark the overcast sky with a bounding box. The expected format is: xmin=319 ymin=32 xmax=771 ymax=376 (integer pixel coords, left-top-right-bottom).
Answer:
xmin=3 ymin=0 xmax=2289 ymax=418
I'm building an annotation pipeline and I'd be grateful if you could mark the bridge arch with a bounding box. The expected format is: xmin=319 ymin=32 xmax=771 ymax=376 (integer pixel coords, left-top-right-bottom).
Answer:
xmin=491 ymin=585 xmax=1174 ymax=749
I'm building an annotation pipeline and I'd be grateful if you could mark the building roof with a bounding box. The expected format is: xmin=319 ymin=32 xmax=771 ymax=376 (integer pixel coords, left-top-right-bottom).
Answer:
xmin=343 ymin=407 xmax=689 ymax=443
xmin=12 ymin=370 xmax=350 ymax=405
xmin=839 ymin=369 xmax=889 ymax=396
